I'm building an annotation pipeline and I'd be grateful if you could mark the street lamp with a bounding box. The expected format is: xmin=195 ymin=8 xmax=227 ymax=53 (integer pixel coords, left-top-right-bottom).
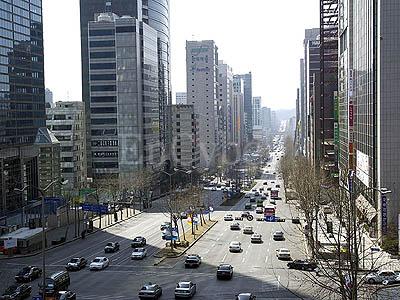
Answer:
xmin=14 ymin=179 xmax=68 ymax=297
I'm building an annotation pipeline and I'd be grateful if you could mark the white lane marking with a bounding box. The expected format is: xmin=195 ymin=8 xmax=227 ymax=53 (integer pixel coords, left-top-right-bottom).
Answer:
xmin=265 ymin=255 xmax=269 ymax=263
xmin=247 ymin=244 xmax=251 ymax=249
xmin=211 ymin=243 xmax=215 ymax=247
xmin=267 ymin=248 xmax=270 ymax=252
xmin=216 ymin=237 xmax=220 ymax=241
xmin=242 ymin=257 xmax=246 ymax=263
xmin=245 ymin=250 xmax=248 ymax=255
xmin=222 ymin=253 xmax=227 ymax=262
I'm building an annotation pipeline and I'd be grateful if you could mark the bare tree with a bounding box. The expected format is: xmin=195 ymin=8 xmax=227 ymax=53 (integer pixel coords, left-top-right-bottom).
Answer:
xmin=287 ymin=162 xmax=392 ymax=300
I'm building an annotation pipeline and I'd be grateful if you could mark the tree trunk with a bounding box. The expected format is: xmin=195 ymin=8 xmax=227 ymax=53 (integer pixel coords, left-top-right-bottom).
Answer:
xmin=180 ymin=217 xmax=186 ymax=241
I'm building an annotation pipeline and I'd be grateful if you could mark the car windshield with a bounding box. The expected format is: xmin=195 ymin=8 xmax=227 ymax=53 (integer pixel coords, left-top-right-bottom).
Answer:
xmin=142 ymin=285 xmax=155 ymax=291
xmin=134 ymin=248 xmax=144 ymax=252
xmin=134 ymin=237 xmax=142 ymax=241
xmin=219 ymin=265 xmax=231 ymax=270
xmin=18 ymin=267 xmax=30 ymax=274
xmin=4 ymin=285 xmax=18 ymax=294
xmin=281 ymin=249 xmax=290 ymax=253
xmin=106 ymin=243 xmax=113 ymax=246
xmin=93 ymin=259 xmax=101 ymax=263
xmin=178 ymin=283 xmax=190 ymax=288
xmin=45 ymin=279 xmax=54 ymax=288
xmin=70 ymin=258 xmax=79 ymax=263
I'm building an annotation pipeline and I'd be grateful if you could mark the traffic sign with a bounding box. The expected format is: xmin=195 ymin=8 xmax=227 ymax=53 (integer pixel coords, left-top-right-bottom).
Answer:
xmin=81 ymin=203 xmax=109 ymax=214
xmin=265 ymin=216 xmax=275 ymax=222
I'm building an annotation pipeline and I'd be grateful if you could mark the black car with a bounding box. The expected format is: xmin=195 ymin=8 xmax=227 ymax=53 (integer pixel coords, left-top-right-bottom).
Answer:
xmin=58 ymin=290 xmax=77 ymax=300
xmin=65 ymin=257 xmax=87 ymax=271
xmin=184 ymin=255 xmax=201 ymax=268
xmin=1 ymin=284 xmax=32 ymax=300
xmin=15 ymin=266 xmax=42 ymax=283
xmin=104 ymin=242 xmax=120 ymax=253
xmin=292 ymin=218 xmax=301 ymax=224
xmin=217 ymin=264 xmax=233 ymax=279
xmin=138 ymin=283 xmax=162 ymax=299
xmin=131 ymin=236 xmax=146 ymax=248
xmin=287 ymin=260 xmax=318 ymax=271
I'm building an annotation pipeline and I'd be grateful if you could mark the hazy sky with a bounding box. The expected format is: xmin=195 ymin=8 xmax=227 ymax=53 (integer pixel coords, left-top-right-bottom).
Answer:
xmin=43 ymin=0 xmax=319 ymax=110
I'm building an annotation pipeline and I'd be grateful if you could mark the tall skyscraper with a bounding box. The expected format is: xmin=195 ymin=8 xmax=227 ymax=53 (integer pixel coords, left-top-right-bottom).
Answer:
xmin=232 ymin=76 xmax=245 ymax=157
xmin=80 ymin=0 xmax=170 ymax=176
xmin=252 ymin=97 xmax=263 ymax=141
xmin=0 ymin=0 xmax=45 ymax=214
xmin=218 ymin=61 xmax=233 ymax=161
xmin=338 ymin=0 xmax=400 ymax=238
xmin=87 ymin=12 xmax=160 ymax=181
xmin=300 ymin=29 xmax=319 ymax=157
xmin=236 ymin=73 xmax=253 ymax=142
xmin=186 ymin=40 xmax=220 ymax=168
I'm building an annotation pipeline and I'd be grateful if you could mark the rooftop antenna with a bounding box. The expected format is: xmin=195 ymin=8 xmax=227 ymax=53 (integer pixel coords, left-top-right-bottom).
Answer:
xmin=105 ymin=1 xmax=112 ymax=13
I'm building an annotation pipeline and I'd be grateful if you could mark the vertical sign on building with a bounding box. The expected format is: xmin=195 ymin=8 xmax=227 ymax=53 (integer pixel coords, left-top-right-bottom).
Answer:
xmin=333 ymin=91 xmax=339 ymax=167
xmin=382 ymin=195 xmax=388 ymax=234
xmin=348 ymin=69 xmax=354 ymax=169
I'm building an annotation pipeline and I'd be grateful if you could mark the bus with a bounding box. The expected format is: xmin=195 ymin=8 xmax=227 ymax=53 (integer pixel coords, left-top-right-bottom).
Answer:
xmin=264 ymin=204 xmax=276 ymax=221
xmin=270 ymin=189 xmax=279 ymax=199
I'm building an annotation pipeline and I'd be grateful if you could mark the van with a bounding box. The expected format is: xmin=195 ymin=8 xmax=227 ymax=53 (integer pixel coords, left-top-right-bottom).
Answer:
xmin=40 ymin=271 xmax=70 ymax=296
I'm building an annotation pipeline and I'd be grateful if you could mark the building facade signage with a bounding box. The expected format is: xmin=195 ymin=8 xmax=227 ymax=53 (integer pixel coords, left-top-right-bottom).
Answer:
xmin=382 ymin=195 xmax=388 ymax=234
xmin=356 ymin=150 xmax=369 ymax=187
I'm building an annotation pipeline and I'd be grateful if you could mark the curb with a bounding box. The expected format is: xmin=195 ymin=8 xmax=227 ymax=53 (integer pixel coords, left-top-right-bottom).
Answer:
xmin=0 ymin=211 xmax=143 ymax=261
xmin=153 ymin=220 xmax=218 ymax=265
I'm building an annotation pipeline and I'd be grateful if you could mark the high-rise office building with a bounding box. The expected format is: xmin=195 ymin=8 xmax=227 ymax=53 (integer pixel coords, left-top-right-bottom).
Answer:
xmin=186 ymin=40 xmax=220 ymax=168
xmin=300 ymin=29 xmax=319 ymax=157
xmin=170 ymin=105 xmax=200 ymax=168
xmin=87 ymin=12 xmax=160 ymax=181
xmin=80 ymin=0 xmax=171 ymax=176
xmin=261 ymin=106 xmax=272 ymax=137
xmin=252 ymin=97 xmax=262 ymax=141
xmin=303 ymin=31 xmax=320 ymax=164
xmin=218 ymin=61 xmax=233 ymax=160
xmin=236 ymin=73 xmax=253 ymax=142
xmin=338 ymin=0 xmax=400 ymax=238
xmin=0 ymin=0 xmax=45 ymax=214
xmin=175 ymin=92 xmax=187 ymax=105
xmin=232 ymin=76 xmax=245 ymax=157
xmin=46 ymin=101 xmax=87 ymax=191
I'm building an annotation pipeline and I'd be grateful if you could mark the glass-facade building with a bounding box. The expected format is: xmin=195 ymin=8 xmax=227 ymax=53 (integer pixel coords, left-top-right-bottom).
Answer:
xmin=88 ymin=12 xmax=160 ymax=180
xmin=0 ymin=0 xmax=45 ymax=215
xmin=80 ymin=0 xmax=170 ymax=177
xmin=338 ymin=0 xmax=400 ymax=238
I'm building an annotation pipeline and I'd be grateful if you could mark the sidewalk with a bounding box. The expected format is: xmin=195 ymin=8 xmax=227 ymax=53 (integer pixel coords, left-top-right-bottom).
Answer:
xmin=0 ymin=207 xmax=141 ymax=259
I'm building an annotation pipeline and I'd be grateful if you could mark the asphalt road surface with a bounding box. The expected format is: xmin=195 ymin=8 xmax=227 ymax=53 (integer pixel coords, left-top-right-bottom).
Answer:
xmin=0 ymin=140 xmax=318 ymax=299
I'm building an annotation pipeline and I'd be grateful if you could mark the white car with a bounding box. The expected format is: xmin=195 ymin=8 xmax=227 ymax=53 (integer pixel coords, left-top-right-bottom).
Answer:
xmin=243 ymin=226 xmax=253 ymax=234
xmin=255 ymin=207 xmax=264 ymax=214
xmin=276 ymin=248 xmax=291 ymax=260
xmin=224 ymin=214 xmax=234 ymax=221
xmin=251 ymin=233 xmax=262 ymax=243
xmin=89 ymin=257 xmax=109 ymax=270
xmin=229 ymin=241 xmax=242 ymax=252
xmin=366 ymin=270 xmax=398 ymax=284
xmin=131 ymin=248 xmax=147 ymax=260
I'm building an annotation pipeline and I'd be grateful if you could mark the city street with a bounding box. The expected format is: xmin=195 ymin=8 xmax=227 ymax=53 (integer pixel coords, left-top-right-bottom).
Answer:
xmin=0 ymin=142 xmax=316 ymax=299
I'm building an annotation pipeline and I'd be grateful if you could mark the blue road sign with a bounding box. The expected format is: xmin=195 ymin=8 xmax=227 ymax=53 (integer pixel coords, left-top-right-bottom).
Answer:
xmin=264 ymin=216 xmax=275 ymax=222
xmin=81 ymin=203 xmax=109 ymax=214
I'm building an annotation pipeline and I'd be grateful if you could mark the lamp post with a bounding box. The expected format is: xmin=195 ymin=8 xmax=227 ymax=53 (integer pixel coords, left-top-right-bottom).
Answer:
xmin=14 ymin=179 xmax=68 ymax=298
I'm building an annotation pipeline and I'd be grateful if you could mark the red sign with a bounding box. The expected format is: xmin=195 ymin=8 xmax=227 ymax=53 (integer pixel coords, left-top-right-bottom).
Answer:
xmin=349 ymin=105 xmax=354 ymax=127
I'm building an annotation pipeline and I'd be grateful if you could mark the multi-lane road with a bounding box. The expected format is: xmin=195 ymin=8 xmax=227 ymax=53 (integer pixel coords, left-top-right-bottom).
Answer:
xmin=0 ymin=145 xmax=317 ymax=299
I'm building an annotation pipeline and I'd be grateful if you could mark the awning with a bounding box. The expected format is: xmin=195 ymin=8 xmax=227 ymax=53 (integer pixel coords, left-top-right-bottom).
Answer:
xmin=356 ymin=194 xmax=377 ymax=222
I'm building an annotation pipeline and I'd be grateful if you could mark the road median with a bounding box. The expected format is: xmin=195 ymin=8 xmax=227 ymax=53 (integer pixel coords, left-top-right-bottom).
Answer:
xmin=153 ymin=220 xmax=218 ymax=264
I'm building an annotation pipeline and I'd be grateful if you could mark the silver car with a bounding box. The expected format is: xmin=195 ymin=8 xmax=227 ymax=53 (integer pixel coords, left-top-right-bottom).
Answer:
xmin=131 ymin=248 xmax=147 ymax=260
xmin=174 ymin=281 xmax=196 ymax=298
xmin=366 ymin=270 xmax=398 ymax=284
